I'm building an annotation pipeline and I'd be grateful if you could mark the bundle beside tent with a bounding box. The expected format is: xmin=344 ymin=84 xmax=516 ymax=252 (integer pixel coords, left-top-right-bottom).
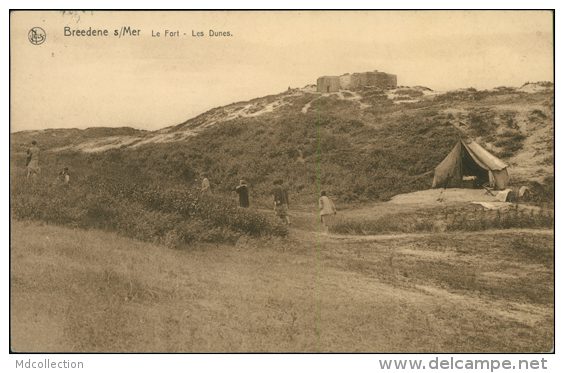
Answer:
xmin=432 ymin=140 xmax=509 ymax=190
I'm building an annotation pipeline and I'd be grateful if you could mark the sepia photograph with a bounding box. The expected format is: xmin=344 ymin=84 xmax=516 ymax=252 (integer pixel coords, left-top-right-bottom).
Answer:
xmin=9 ymin=10 xmax=554 ymax=357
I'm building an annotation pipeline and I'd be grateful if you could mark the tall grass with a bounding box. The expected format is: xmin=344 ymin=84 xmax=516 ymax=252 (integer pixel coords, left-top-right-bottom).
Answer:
xmin=11 ymin=220 xmax=554 ymax=352
xmin=10 ymin=171 xmax=288 ymax=247
xmin=10 ymin=221 xmax=316 ymax=352
xmin=332 ymin=205 xmax=554 ymax=235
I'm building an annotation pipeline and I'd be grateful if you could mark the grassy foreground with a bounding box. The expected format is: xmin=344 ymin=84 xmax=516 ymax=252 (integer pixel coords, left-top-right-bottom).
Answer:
xmin=11 ymin=220 xmax=553 ymax=352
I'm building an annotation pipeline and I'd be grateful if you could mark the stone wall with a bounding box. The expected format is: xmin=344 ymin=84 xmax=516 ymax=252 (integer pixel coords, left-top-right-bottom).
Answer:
xmin=339 ymin=74 xmax=352 ymax=89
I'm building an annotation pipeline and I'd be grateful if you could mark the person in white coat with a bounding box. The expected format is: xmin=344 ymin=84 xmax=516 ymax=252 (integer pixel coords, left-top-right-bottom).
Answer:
xmin=319 ymin=190 xmax=337 ymax=234
xmin=200 ymin=173 xmax=212 ymax=198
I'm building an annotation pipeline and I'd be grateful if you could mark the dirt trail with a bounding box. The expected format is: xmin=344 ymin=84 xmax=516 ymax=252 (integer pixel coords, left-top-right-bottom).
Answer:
xmin=301 ymin=100 xmax=315 ymax=114
xmin=284 ymin=187 xmax=551 ymax=241
xmin=287 ymin=201 xmax=553 ymax=341
xmin=308 ymin=214 xmax=553 ymax=352
xmin=323 ymin=228 xmax=553 ymax=243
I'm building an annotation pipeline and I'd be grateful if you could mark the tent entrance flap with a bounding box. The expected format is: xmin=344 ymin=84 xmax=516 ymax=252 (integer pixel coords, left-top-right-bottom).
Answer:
xmin=432 ymin=140 xmax=509 ymax=189
xmin=460 ymin=145 xmax=489 ymax=186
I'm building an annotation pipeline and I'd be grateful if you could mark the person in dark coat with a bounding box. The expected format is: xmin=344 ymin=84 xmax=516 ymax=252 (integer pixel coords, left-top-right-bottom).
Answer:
xmin=235 ymin=180 xmax=249 ymax=208
xmin=272 ymin=179 xmax=291 ymax=225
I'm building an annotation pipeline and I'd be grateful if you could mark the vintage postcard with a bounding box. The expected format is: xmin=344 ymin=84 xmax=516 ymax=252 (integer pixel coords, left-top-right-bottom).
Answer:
xmin=10 ymin=10 xmax=554 ymax=361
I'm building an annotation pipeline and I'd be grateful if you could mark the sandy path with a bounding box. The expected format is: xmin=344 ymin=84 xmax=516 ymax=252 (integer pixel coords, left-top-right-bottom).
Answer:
xmin=322 ymin=228 xmax=553 ymax=243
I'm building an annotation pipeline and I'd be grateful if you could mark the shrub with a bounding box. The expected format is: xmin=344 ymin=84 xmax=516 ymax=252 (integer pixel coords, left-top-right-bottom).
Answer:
xmin=493 ymin=130 xmax=526 ymax=158
xmin=468 ymin=112 xmax=497 ymax=137
xmin=500 ymin=111 xmax=519 ymax=130
xmin=528 ymin=109 xmax=547 ymax=122
xmin=394 ymin=89 xmax=424 ymax=98
xmin=10 ymin=172 xmax=288 ymax=248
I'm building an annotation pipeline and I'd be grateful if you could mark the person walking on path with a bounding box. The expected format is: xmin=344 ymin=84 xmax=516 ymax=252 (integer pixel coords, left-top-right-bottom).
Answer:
xmin=319 ymin=190 xmax=337 ymax=234
xmin=200 ymin=173 xmax=212 ymax=198
xmin=235 ymin=179 xmax=250 ymax=208
xmin=272 ymin=179 xmax=291 ymax=225
xmin=26 ymin=140 xmax=41 ymax=181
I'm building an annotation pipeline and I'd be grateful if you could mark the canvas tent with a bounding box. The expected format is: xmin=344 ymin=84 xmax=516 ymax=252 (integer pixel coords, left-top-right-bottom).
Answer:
xmin=432 ymin=140 xmax=509 ymax=190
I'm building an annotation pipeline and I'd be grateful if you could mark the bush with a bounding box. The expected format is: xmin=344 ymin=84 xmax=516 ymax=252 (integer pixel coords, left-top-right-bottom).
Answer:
xmin=394 ymin=89 xmax=424 ymax=98
xmin=500 ymin=111 xmax=519 ymax=130
xmin=529 ymin=109 xmax=547 ymax=122
xmin=468 ymin=112 xmax=497 ymax=137
xmin=493 ymin=130 xmax=526 ymax=158
xmin=10 ymin=173 xmax=288 ymax=248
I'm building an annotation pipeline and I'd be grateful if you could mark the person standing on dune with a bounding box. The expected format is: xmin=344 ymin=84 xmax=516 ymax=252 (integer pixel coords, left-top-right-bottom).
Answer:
xmin=26 ymin=140 xmax=41 ymax=181
xmin=235 ymin=179 xmax=249 ymax=208
xmin=319 ymin=190 xmax=337 ymax=234
xmin=272 ymin=179 xmax=291 ymax=225
xmin=200 ymin=173 xmax=212 ymax=198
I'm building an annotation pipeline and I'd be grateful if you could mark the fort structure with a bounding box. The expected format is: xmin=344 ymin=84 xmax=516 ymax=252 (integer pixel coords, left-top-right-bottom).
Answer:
xmin=317 ymin=70 xmax=397 ymax=93
xmin=317 ymin=76 xmax=340 ymax=93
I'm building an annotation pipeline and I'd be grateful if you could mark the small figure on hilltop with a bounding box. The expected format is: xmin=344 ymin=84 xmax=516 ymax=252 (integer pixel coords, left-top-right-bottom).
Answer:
xmin=58 ymin=167 xmax=70 ymax=185
xmin=200 ymin=173 xmax=212 ymax=198
xmin=272 ymin=179 xmax=291 ymax=225
xmin=319 ymin=190 xmax=337 ymax=234
xmin=26 ymin=140 xmax=41 ymax=181
xmin=235 ymin=179 xmax=249 ymax=208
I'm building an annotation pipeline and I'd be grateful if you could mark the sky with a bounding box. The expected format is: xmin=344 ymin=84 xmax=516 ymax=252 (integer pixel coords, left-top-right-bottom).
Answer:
xmin=10 ymin=10 xmax=554 ymax=132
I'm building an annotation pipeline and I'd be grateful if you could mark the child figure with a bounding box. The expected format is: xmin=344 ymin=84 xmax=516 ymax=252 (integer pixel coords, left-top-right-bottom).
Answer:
xmin=58 ymin=167 xmax=70 ymax=185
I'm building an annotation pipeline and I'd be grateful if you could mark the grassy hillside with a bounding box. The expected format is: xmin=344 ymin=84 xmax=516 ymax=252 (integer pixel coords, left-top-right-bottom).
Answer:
xmin=10 ymin=89 xmax=461 ymax=204
xmin=11 ymin=220 xmax=553 ymax=352
xmin=10 ymin=84 xmax=554 ymax=245
xmin=10 ymin=84 xmax=553 ymax=205
xmin=10 ymin=221 xmax=317 ymax=352
xmin=10 ymin=127 xmax=148 ymax=154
